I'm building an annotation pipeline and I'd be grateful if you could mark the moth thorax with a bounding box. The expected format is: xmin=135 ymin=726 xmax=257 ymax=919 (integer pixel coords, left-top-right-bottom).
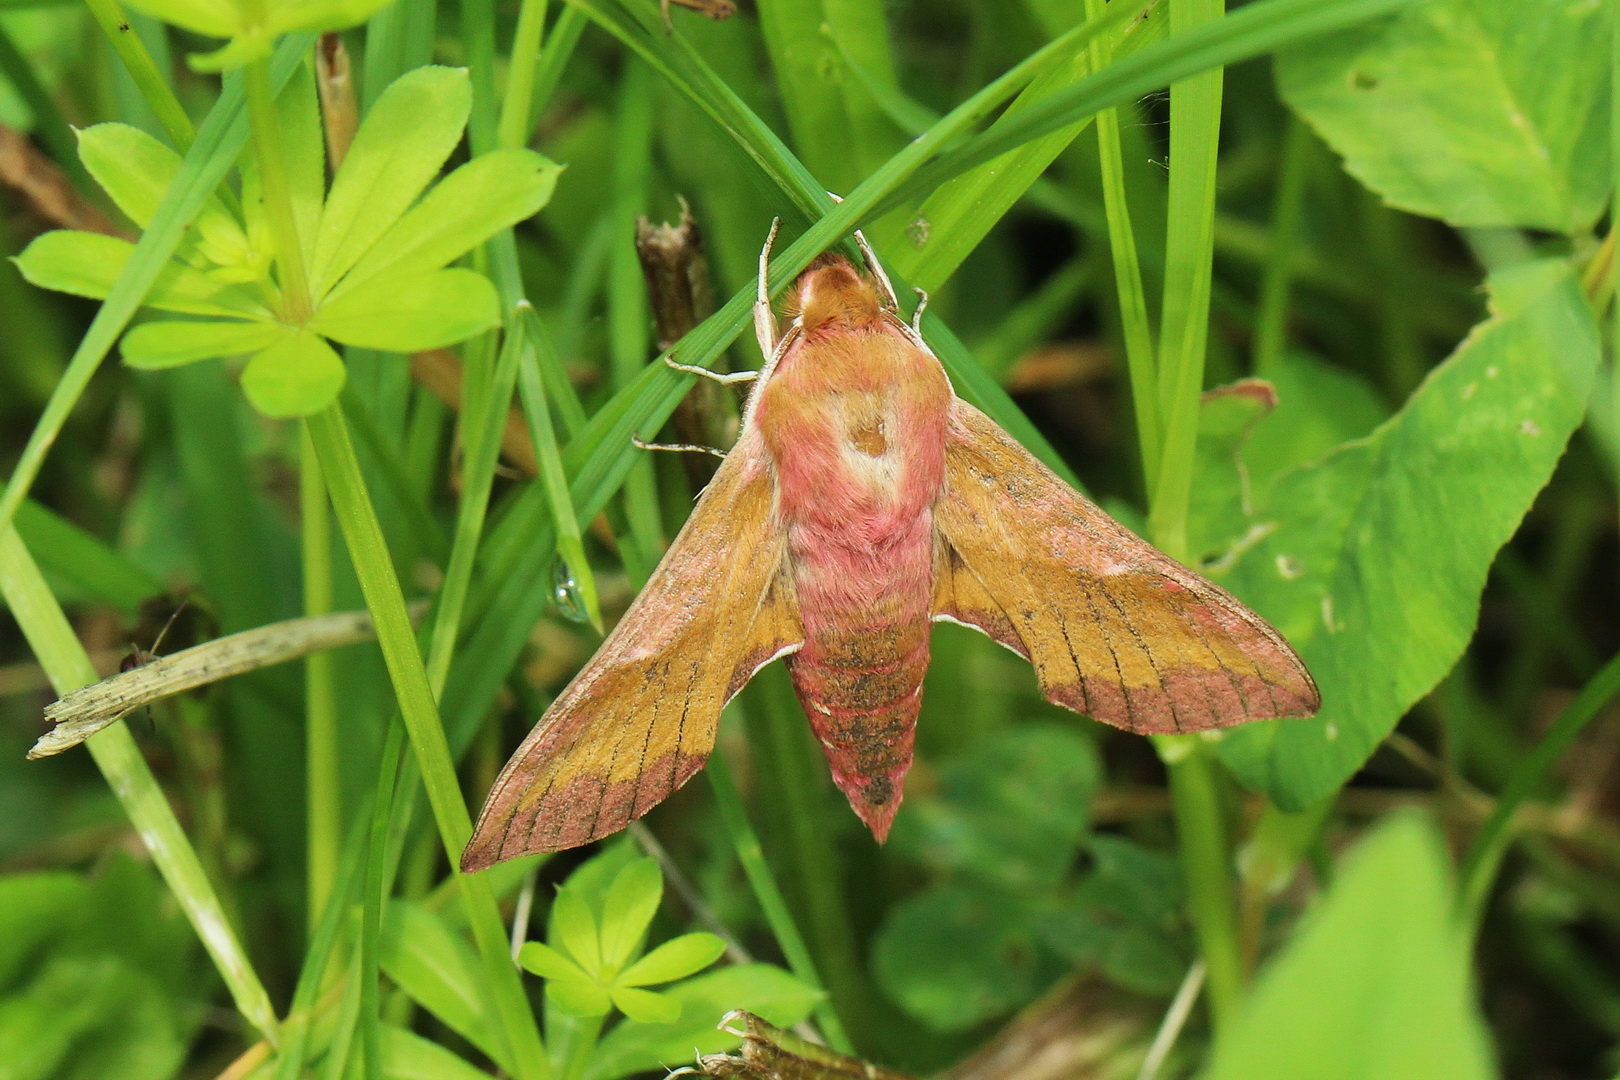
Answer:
xmin=794 ymin=256 xmax=882 ymax=331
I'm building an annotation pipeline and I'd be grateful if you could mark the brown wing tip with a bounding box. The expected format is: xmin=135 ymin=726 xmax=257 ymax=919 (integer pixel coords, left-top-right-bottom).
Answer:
xmin=1045 ymin=663 xmax=1320 ymax=736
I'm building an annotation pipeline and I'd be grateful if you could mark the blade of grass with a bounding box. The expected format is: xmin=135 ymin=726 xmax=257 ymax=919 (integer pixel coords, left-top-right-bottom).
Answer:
xmin=0 ymin=525 xmax=281 ymax=1046
xmin=515 ymin=302 xmax=603 ymax=630
xmin=82 ymin=0 xmax=195 ymax=150
xmin=1086 ymin=0 xmax=1160 ymax=484
xmin=872 ymin=0 xmax=1413 ymax=218
xmin=304 ymin=405 xmax=549 ymax=1080
xmin=1458 ymin=652 xmax=1620 ymax=930
xmin=14 ymin=498 xmax=162 ymax=614
xmin=609 ymin=57 xmax=663 ymax=587
xmin=0 ymin=36 xmax=312 ymax=540
xmin=707 ymin=743 xmax=852 ymax=1054
xmin=498 ymin=0 xmax=551 ymax=150
xmin=303 ymin=429 xmax=341 ymax=936
xmin=1252 ymin=115 xmax=1313 ymax=374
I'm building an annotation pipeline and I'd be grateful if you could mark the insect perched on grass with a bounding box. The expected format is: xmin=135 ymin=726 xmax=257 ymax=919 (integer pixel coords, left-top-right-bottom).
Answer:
xmin=462 ymin=224 xmax=1319 ymax=870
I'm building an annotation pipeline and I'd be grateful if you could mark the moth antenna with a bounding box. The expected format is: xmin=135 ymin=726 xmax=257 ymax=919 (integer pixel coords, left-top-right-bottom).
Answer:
xmin=910 ymin=286 xmax=929 ymax=332
xmin=852 ymin=228 xmax=900 ymax=311
xmin=754 ymin=217 xmax=782 ymax=358
xmin=149 ymin=599 xmax=189 ymax=657
xmin=633 ymin=436 xmax=728 ymax=460
xmin=662 ymin=355 xmax=759 ymax=385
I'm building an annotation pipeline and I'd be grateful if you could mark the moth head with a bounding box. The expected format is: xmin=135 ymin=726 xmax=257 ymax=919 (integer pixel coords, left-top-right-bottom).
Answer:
xmin=789 ymin=254 xmax=882 ymax=332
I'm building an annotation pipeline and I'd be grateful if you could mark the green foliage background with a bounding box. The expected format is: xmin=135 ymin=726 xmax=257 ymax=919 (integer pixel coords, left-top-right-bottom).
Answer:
xmin=0 ymin=0 xmax=1616 ymax=1077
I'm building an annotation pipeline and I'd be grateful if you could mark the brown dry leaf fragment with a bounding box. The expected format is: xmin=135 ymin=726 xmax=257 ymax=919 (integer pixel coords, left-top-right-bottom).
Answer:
xmin=0 ymin=122 xmax=124 ymax=239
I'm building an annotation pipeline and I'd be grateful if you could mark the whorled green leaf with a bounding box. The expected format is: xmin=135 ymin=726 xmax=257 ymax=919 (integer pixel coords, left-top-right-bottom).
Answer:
xmin=75 ymin=123 xmax=184 ymax=230
xmin=239 ymin=328 xmax=346 ymax=417
xmin=311 ymin=268 xmax=500 ymax=351
xmin=584 ymin=965 xmax=822 ymax=1080
xmin=1198 ymin=813 xmax=1494 ymax=1080
xmin=619 ymin=933 xmax=725 ymax=988
xmin=544 ymin=974 xmax=613 ymax=1017
xmin=596 ymin=858 xmax=663 ymax=973
xmin=1211 ymin=260 xmax=1600 ymax=807
xmin=121 ymin=319 xmax=287 ymax=369
xmin=517 ymin=941 xmax=588 ymax=983
xmin=308 ymin=65 xmax=473 ymax=297
xmin=609 ymin=986 xmax=680 ymax=1025
xmin=335 ymin=149 xmax=562 ymax=296
xmin=1278 ymin=0 xmax=1610 ymax=233
xmin=550 ymin=886 xmax=602 ymax=975
xmin=380 ymin=900 xmax=510 ymax=1074
xmin=277 ymin=57 xmax=325 ymax=266
xmin=14 ymin=231 xmax=270 ymax=319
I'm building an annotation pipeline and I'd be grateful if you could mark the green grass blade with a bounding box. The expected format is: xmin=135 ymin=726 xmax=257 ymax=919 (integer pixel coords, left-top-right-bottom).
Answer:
xmin=0 ymin=526 xmax=282 ymax=1046
xmin=515 ymin=302 xmax=603 ymax=631
xmin=82 ymin=0 xmax=195 ymax=150
xmin=14 ymin=499 xmax=162 ymax=614
xmin=878 ymin=0 xmax=1414 ymax=216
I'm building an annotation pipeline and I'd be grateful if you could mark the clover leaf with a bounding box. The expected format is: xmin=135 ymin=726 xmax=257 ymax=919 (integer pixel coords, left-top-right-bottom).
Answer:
xmin=14 ymin=65 xmax=561 ymax=419
xmin=519 ymin=857 xmax=726 ymax=1025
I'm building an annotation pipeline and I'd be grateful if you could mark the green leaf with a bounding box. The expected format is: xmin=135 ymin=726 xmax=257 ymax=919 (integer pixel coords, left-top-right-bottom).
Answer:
xmin=1198 ymin=813 xmax=1494 ymax=1080
xmin=380 ymin=1024 xmax=496 ymax=1080
xmin=380 ymin=900 xmax=511 ymax=1075
xmin=872 ymin=884 xmax=1042 ymax=1032
xmin=619 ymin=933 xmax=725 ymax=988
xmin=308 ymin=66 xmax=472 ymax=297
xmin=337 ymin=149 xmax=562 ymax=294
xmin=276 ymin=57 xmax=325 ymax=266
xmin=544 ymin=975 xmax=613 ymax=1017
xmin=609 ymin=986 xmax=681 ymax=1025
xmin=239 ymin=329 xmax=346 ymax=417
xmin=597 ymin=858 xmax=663 ymax=972
xmin=1037 ymin=837 xmax=1189 ymax=996
xmin=1278 ymin=0 xmax=1610 ymax=232
xmin=312 ymin=267 xmax=500 ymax=350
xmin=1212 ymin=261 xmax=1601 ymax=807
xmin=550 ymin=886 xmax=601 ymax=975
xmin=891 ymin=724 xmax=1100 ymax=891
xmin=584 ymin=965 xmax=822 ymax=1080
xmin=517 ymin=941 xmax=589 ymax=983
xmin=75 ymin=123 xmax=183 ymax=230
xmin=14 ymin=231 xmax=271 ymax=319
xmin=1242 ymin=353 xmax=1390 ymax=499
xmin=121 ymin=319 xmax=287 ymax=369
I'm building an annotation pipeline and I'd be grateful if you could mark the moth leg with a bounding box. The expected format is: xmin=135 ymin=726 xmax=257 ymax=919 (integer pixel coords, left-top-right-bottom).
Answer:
xmin=632 ymin=436 xmax=727 ymax=460
xmin=852 ymin=228 xmax=901 ymax=311
xmin=910 ymin=286 xmax=929 ymax=332
xmin=662 ymin=355 xmax=760 ymax=385
xmin=754 ymin=217 xmax=782 ymax=359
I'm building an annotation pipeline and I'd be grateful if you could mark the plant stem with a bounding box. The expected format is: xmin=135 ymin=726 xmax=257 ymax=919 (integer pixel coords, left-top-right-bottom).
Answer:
xmin=1160 ymin=737 xmax=1244 ymax=1030
xmin=302 ymin=428 xmax=341 ymax=935
xmin=304 ymin=405 xmax=549 ymax=1080
xmin=1458 ymin=651 xmax=1620 ymax=929
xmin=707 ymin=747 xmax=854 ymax=1055
xmin=0 ymin=526 xmax=281 ymax=1046
xmin=82 ymin=0 xmax=196 ymax=150
xmin=245 ymin=57 xmax=313 ymax=320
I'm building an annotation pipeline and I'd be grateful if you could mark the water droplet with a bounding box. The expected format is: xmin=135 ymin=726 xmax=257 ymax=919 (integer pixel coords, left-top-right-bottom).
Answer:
xmin=550 ymin=558 xmax=590 ymax=623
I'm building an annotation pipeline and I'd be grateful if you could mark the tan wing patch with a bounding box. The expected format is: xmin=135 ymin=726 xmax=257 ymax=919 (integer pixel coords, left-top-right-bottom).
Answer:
xmin=462 ymin=431 xmax=801 ymax=869
xmin=932 ymin=399 xmax=1318 ymax=735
